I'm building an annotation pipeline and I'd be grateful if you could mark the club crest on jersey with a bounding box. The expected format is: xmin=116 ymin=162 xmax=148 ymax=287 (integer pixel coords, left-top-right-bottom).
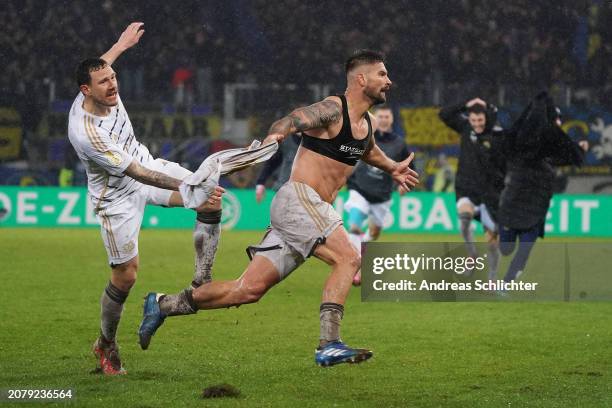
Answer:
xmin=105 ymin=151 xmax=123 ymax=166
xmin=339 ymin=145 xmax=365 ymax=156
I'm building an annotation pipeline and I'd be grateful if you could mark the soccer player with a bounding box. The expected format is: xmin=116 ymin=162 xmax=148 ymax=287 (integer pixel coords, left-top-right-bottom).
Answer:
xmin=438 ymin=98 xmax=505 ymax=278
xmin=496 ymin=92 xmax=587 ymax=283
xmin=139 ymin=50 xmax=419 ymax=367
xmin=344 ymin=105 xmax=410 ymax=285
xmin=255 ymin=131 xmax=301 ymax=203
xmin=69 ymin=23 xmax=225 ymax=375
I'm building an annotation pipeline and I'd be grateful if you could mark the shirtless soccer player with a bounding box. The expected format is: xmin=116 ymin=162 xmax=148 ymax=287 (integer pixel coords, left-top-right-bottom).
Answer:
xmin=69 ymin=23 xmax=226 ymax=375
xmin=139 ymin=50 xmax=419 ymax=367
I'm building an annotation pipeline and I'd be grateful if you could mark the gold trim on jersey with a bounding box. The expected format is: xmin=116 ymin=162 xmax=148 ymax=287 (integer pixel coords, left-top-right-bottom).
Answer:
xmin=95 ymin=174 xmax=110 ymax=213
xmin=100 ymin=212 xmax=120 ymax=258
xmin=294 ymin=183 xmax=326 ymax=232
xmin=84 ymin=116 xmax=108 ymax=152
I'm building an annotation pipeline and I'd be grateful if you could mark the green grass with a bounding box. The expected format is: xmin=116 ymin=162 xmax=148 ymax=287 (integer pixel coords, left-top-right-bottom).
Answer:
xmin=1 ymin=228 xmax=611 ymax=407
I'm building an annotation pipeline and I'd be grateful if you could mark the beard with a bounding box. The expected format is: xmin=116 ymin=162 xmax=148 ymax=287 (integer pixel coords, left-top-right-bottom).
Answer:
xmin=93 ymin=87 xmax=120 ymax=107
xmin=364 ymin=86 xmax=387 ymax=105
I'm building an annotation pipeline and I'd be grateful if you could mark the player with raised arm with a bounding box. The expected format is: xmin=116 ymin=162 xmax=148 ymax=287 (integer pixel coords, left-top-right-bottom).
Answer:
xmin=139 ymin=50 xmax=419 ymax=367
xmin=68 ymin=23 xmax=268 ymax=375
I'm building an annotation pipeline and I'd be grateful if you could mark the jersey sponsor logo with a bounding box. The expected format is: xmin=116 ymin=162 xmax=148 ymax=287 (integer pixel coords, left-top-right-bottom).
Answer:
xmin=339 ymin=144 xmax=365 ymax=157
xmin=105 ymin=151 xmax=123 ymax=167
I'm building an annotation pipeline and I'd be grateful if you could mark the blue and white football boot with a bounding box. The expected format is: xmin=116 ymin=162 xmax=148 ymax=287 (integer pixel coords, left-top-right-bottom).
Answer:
xmin=138 ymin=292 xmax=166 ymax=350
xmin=315 ymin=341 xmax=373 ymax=367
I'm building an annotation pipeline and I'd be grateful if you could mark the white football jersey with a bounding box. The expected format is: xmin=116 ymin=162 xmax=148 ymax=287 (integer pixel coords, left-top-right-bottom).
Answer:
xmin=68 ymin=92 xmax=154 ymax=211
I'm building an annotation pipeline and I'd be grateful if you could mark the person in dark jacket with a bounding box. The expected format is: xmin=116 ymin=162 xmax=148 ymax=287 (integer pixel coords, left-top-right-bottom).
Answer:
xmin=344 ymin=105 xmax=410 ymax=285
xmin=439 ymin=98 xmax=505 ymax=277
xmin=496 ymin=92 xmax=588 ymax=283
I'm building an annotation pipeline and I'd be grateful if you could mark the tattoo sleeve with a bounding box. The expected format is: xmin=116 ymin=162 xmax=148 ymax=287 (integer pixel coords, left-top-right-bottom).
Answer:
xmin=124 ymin=161 xmax=182 ymax=190
xmin=268 ymin=100 xmax=342 ymax=137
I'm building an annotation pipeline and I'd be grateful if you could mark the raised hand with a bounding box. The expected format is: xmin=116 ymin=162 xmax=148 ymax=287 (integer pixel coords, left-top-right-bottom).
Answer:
xmin=466 ymin=98 xmax=486 ymax=108
xmin=391 ymin=152 xmax=419 ymax=194
xmin=196 ymin=185 xmax=225 ymax=212
xmin=116 ymin=22 xmax=145 ymax=51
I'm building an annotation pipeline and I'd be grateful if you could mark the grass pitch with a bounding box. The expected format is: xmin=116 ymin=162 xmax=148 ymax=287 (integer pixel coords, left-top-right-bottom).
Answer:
xmin=1 ymin=228 xmax=611 ymax=407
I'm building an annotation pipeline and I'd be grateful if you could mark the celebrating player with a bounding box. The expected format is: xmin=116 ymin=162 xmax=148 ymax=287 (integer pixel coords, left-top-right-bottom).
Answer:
xmin=139 ymin=50 xmax=419 ymax=367
xmin=70 ymin=23 xmax=232 ymax=375
xmin=344 ymin=105 xmax=411 ymax=285
xmin=438 ymin=98 xmax=505 ymax=278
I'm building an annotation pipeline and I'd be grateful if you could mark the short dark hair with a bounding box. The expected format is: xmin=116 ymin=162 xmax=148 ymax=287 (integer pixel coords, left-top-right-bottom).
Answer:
xmin=467 ymin=104 xmax=486 ymax=114
xmin=345 ymin=49 xmax=386 ymax=74
xmin=75 ymin=58 xmax=108 ymax=87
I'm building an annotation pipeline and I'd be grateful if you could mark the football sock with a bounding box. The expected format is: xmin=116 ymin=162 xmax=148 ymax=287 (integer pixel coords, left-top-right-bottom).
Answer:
xmin=191 ymin=210 xmax=221 ymax=289
xmin=100 ymin=281 xmax=129 ymax=342
xmin=319 ymin=302 xmax=344 ymax=347
xmin=459 ymin=212 xmax=478 ymax=257
xmin=487 ymin=242 xmax=500 ymax=280
xmin=159 ymin=289 xmax=198 ymax=316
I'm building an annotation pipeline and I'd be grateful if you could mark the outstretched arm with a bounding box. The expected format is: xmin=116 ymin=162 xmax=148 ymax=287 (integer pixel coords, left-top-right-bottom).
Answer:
xmin=101 ymin=22 xmax=145 ymax=65
xmin=263 ymin=98 xmax=342 ymax=144
xmin=124 ymin=160 xmax=182 ymax=191
xmin=362 ymin=146 xmax=419 ymax=194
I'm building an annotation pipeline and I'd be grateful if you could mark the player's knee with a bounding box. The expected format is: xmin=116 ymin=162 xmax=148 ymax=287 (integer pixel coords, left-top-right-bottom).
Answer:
xmin=458 ymin=210 xmax=474 ymax=221
xmin=338 ymin=248 xmax=361 ymax=271
xmin=112 ymin=259 xmax=139 ymax=290
xmin=369 ymin=228 xmax=381 ymax=240
xmin=486 ymin=231 xmax=499 ymax=245
xmin=499 ymin=242 xmax=514 ymax=256
xmin=349 ymin=224 xmax=363 ymax=234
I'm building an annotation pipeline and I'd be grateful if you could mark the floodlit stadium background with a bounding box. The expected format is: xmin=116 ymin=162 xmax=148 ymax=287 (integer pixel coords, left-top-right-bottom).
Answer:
xmin=1 ymin=1 xmax=611 ymax=407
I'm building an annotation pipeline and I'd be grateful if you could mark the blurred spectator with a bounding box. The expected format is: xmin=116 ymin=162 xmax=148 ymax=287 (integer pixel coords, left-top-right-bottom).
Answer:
xmin=2 ymin=0 xmax=610 ymax=109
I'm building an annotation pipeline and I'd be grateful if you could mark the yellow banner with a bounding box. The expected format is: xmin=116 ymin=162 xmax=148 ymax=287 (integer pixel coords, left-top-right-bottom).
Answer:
xmin=400 ymin=107 xmax=459 ymax=146
xmin=0 ymin=108 xmax=22 ymax=159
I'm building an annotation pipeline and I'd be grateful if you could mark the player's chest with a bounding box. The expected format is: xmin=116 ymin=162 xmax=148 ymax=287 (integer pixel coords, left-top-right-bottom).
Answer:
xmin=348 ymin=120 xmax=369 ymax=141
xmin=97 ymin=115 xmax=133 ymax=144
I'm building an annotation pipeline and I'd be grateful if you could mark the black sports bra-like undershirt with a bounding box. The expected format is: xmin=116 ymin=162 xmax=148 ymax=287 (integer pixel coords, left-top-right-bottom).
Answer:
xmin=300 ymin=95 xmax=372 ymax=166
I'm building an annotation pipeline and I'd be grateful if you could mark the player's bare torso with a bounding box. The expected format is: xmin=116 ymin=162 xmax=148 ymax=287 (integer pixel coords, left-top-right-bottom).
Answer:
xmin=290 ymin=96 xmax=375 ymax=203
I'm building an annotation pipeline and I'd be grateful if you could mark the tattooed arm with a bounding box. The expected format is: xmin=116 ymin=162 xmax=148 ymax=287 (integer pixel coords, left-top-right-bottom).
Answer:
xmin=124 ymin=160 xmax=182 ymax=190
xmin=263 ymin=98 xmax=342 ymax=144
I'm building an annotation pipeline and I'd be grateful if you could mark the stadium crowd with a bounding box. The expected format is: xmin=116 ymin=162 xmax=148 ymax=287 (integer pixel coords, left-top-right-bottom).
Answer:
xmin=1 ymin=0 xmax=611 ymax=187
xmin=2 ymin=0 xmax=611 ymax=107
